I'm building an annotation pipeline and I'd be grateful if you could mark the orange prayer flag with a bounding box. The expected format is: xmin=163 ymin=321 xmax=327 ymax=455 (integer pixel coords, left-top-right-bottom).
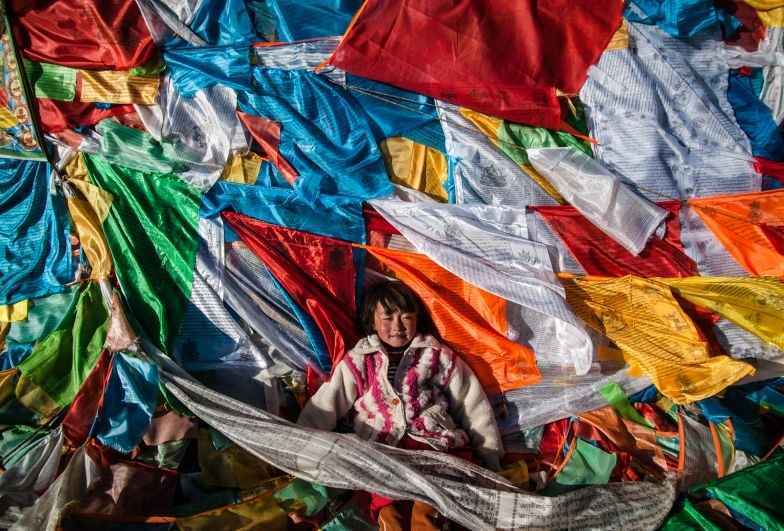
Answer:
xmin=367 ymin=247 xmax=540 ymax=394
xmin=689 ymin=190 xmax=784 ymax=277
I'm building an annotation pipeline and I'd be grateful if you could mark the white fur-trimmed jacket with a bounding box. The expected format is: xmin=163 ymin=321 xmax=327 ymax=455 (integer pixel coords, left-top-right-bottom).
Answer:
xmin=297 ymin=334 xmax=503 ymax=468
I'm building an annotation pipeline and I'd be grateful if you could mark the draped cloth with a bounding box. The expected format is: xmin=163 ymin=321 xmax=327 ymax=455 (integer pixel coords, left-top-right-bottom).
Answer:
xmin=83 ymin=154 xmax=202 ymax=353
xmin=329 ymin=0 xmax=624 ymax=128
xmin=370 ymin=199 xmax=594 ymax=374
xmin=532 ymin=201 xmax=697 ymax=278
xmin=223 ymin=212 xmax=359 ymax=375
xmin=367 ymin=246 xmax=540 ymax=394
xmin=563 ymin=276 xmax=754 ymax=404
xmin=0 ymin=159 xmax=73 ymax=305
xmin=689 ymin=190 xmax=784 ymax=277
xmin=8 ymin=0 xmax=157 ymax=70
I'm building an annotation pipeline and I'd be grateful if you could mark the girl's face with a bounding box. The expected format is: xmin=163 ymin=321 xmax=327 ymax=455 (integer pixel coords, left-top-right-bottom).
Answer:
xmin=373 ymin=303 xmax=418 ymax=348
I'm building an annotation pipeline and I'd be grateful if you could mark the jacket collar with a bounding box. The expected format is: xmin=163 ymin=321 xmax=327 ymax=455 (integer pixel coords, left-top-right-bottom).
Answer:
xmin=351 ymin=334 xmax=440 ymax=356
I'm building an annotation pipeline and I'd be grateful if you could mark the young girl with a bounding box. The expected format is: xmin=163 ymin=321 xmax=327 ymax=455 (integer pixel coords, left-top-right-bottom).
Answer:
xmin=297 ymin=281 xmax=503 ymax=530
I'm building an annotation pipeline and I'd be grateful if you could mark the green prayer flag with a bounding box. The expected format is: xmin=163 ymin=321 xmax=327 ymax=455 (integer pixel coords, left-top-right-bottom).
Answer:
xmin=7 ymin=285 xmax=79 ymax=345
xmin=83 ymin=154 xmax=201 ymax=353
xmin=694 ymin=452 xmax=784 ymax=531
xmin=497 ymin=119 xmax=593 ymax=166
xmin=96 ymin=119 xmax=193 ymax=174
xmin=23 ymin=60 xmax=76 ymax=101
xmin=660 ymin=499 xmax=722 ymax=531
xmin=17 ymin=282 xmax=108 ymax=409
xmin=600 ymin=382 xmax=655 ymax=428
xmin=555 ymin=438 xmax=617 ymax=487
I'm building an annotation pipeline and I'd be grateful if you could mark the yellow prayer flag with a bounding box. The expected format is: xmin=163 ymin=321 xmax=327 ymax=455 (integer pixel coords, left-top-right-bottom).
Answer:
xmin=79 ymin=70 xmax=160 ymax=105
xmin=0 ymin=300 xmax=28 ymax=322
xmin=661 ymin=276 xmax=784 ymax=351
xmin=380 ymin=137 xmax=449 ymax=202
xmin=563 ymin=276 xmax=754 ymax=404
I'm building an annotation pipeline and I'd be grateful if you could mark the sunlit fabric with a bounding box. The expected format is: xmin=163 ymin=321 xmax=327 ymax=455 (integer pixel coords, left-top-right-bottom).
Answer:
xmin=330 ymin=0 xmax=624 ymax=128
xmin=236 ymin=111 xmax=297 ymax=184
xmin=369 ymin=199 xmax=594 ymax=374
xmin=80 ymin=70 xmax=160 ymax=105
xmin=36 ymin=99 xmax=134 ymax=134
xmin=23 ymin=60 xmax=75 ymax=101
xmin=265 ymin=0 xmax=362 ymax=41
xmin=727 ymin=69 xmax=784 ymax=160
xmin=134 ymin=77 xmax=248 ymax=191
xmin=0 ymin=301 xmax=27 ymax=323
xmin=532 ymin=201 xmax=697 ymax=277
xmin=171 ymin=0 xmax=257 ymax=46
xmin=8 ymin=0 xmax=157 ymax=70
xmin=222 ymin=152 xmax=262 ymax=185
xmin=0 ymin=159 xmax=74 ymax=305
xmin=164 ymin=44 xmax=252 ymax=98
xmin=224 ymin=212 xmax=360 ymax=374
xmin=745 ymin=0 xmax=784 ymax=26
xmin=662 ymin=277 xmax=784 ymax=350
xmin=345 ymin=75 xmax=446 ymax=152
xmin=239 ymin=68 xmax=393 ymax=203
xmin=172 ymin=219 xmax=277 ymax=372
xmin=62 ymin=350 xmax=113 ymax=448
xmin=625 ymin=0 xmax=739 ymax=38
xmin=689 ymin=189 xmax=784 ymax=276
xmin=367 ymin=246 xmax=540 ymax=395
xmin=16 ymin=283 xmax=109 ymax=417
xmin=379 ymin=138 xmax=448 ymax=202
xmin=83 ymin=154 xmax=202 ymax=353
xmin=223 ymin=242 xmax=317 ymax=372
xmin=94 ymin=353 xmax=159 ymax=454
xmin=437 ymin=102 xmax=560 ymax=207
xmin=202 ymin=182 xmax=367 ymax=243
xmin=563 ymin=276 xmax=754 ymax=404
xmin=527 ymin=148 xmax=667 ymax=255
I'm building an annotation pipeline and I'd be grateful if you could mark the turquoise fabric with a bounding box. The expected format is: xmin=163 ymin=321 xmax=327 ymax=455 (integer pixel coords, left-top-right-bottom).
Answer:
xmin=201 ymin=182 xmax=367 ymax=244
xmin=626 ymin=0 xmax=741 ymax=38
xmin=265 ymin=0 xmax=362 ymax=41
xmin=94 ymin=353 xmax=160 ymax=454
xmin=0 ymin=159 xmax=73 ymax=305
xmin=179 ymin=0 xmax=256 ymax=46
xmin=727 ymin=69 xmax=784 ymax=162
xmin=239 ymin=68 xmax=393 ymax=203
xmin=6 ymin=285 xmax=79 ymax=345
xmin=164 ymin=44 xmax=252 ymax=98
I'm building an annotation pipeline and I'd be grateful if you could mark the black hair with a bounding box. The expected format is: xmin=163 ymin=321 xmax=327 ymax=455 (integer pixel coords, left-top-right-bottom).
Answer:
xmin=360 ymin=281 xmax=431 ymax=336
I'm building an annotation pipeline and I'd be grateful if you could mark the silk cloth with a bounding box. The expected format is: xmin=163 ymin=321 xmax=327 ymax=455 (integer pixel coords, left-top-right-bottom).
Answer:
xmin=329 ymin=0 xmax=624 ymax=128
xmin=265 ymin=0 xmax=362 ymax=41
xmin=532 ymin=201 xmax=697 ymax=278
xmin=690 ymin=190 xmax=784 ymax=277
xmin=83 ymin=154 xmax=202 ymax=353
xmin=379 ymin=138 xmax=449 ymax=202
xmin=370 ymin=199 xmax=594 ymax=375
xmin=8 ymin=0 xmax=157 ymax=70
xmin=580 ymin=21 xmax=760 ymax=276
xmin=238 ymin=68 xmax=393 ymax=204
xmin=16 ymin=283 xmax=108 ymax=417
xmin=94 ymin=353 xmax=159 ymax=454
xmin=563 ymin=276 xmax=754 ymax=404
xmin=36 ymin=99 xmax=133 ymax=134
xmin=224 ymin=212 xmax=359 ymax=374
xmin=367 ymin=246 xmax=540 ymax=395
xmin=135 ymin=76 xmax=248 ymax=191
xmin=0 ymin=159 xmax=73 ymax=305
xmin=527 ymin=148 xmax=667 ymax=255
xmin=202 ymin=182 xmax=367 ymax=243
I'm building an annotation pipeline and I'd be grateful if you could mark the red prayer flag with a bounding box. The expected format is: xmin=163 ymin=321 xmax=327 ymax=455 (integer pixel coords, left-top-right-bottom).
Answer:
xmin=329 ymin=0 xmax=624 ymax=128
xmin=237 ymin=111 xmax=299 ymax=185
xmin=532 ymin=201 xmax=697 ymax=277
xmin=8 ymin=0 xmax=157 ymax=70
xmin=62 ymin=351 xmax=114 ymax=449
xmin=36 ymin=99 xmax=135 ymax=134
xmin=223 ymin=212 xmax=360 ymax=373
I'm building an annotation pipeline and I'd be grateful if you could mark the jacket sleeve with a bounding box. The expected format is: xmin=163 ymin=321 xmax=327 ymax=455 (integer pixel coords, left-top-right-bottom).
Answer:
xmin=297 ymin=361 xmax=358 ymax=432
xmin=445 ymin=356 xmax=504 ymax=470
